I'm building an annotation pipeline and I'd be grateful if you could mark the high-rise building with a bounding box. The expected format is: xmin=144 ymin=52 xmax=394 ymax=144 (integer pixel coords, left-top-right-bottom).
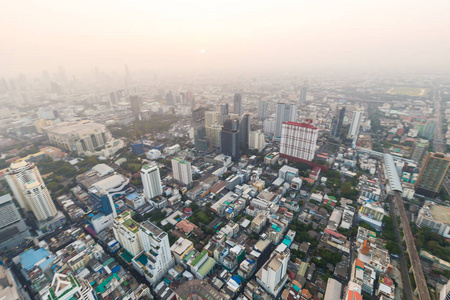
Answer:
xmin=256 ymin=249 xmax=290 ymax=296
xmin=348 ymin=111 xmax=362 ymax=147
xmin=192 ymin=107 xmax=208 ymax=152
xmin=205 ymin=124 xmax=222 ymax=149
xmin=415 ymin=152 xmax=450 ymax=197
xmin=249 ymin=131 xmax=265 ymax=151
xmin=205 ymin=111 xmax=222 ymax=127
xmin=109 ymin=92 xmax=117 ymax=105
xmin=5 ymin=160 xmax=57 ymax=221
xmin=24 ymin=179 xmax=57 ymax=221
xmin=0 ymin=194 xmax=30 ymax=250
xmin=331 ymin=107 xmax=346 ymax=139
xmin=171 ymin=157 xmax=193 ymax=186
xmin=240 ymin=114 xmax=250 ymax=151
xmin=299 ymin=86 xmax=307 ymax=106
xmin=165 ymin=91 xmax=174 ymax=106
xmin=113 ymin=213 xmax=143 ymax=256
xmin=280 ymin=120 xmax=318 ymax=162
xmin=234 ymin=93 xmax=242 ymax=115
xmin=130 ymin=95 xmax=141 ymax=121
xmin=221 ymin=118 xmax=240 ymax=161
xmin=220 ymin=103 xmax=229 ymax=117
xmin=274 ymin=103 xmax=297 ymax=140
xmin=257 ymin=100 xmax=269 ymax=120
xmin=141 ymin=164 xmax=163 ymax=200
xmin=410 ymin=139 xmax=429 ymax=163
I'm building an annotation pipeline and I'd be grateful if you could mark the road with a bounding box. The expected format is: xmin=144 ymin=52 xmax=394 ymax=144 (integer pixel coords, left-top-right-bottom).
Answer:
xmin=393 ymin=192 xmax=430 ymax=300
xmin=432 ymin=84 xmax=445 ymax=153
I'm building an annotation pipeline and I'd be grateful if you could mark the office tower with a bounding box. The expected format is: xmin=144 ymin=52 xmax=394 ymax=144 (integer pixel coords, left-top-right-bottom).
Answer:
xmin=257 ymin=100 xmax=269 ymax=120
xmin=249 ymin=131 xmax=265 ymax=151
xmin=5 ymin=160 xmax=43 ymax=210
xmin=24 ymin=179 xmax=57 ymax=221
xmin=331 ymin=107 xmax=346 ymax=139
xmin=192 ymin=107 xmax=208 ymax=152
xmin=129 ymin=95 xmax=141 ymax=121
xmin=205 ymin=111 xmax=222 ymax=127
xmin=205 ymin=124 xmax=222 ymax=149
xmin=172 ymin=157 xmax=193 ymax=186
xmin=415 ymin=152 xmax=450 ymax=197
xmin=220 ymin=103 xmax=229 ymax=117
xmin=240 ymin=114 xmax=250 ymax=151
xmin=141 ymin=164 xmax=163 ymax=200
xmin=410 ymin=140 xmax=429 ymax=163
xmin=280 ymin=120 xmax=318 ymax=162
xmin=256 ymin=250 xmax=289 ymax=296
xmin=274 ymin=103 xmax=297 ymax=140
xmin=221 ymin=119 xmax=240 ymax=161
xmin=348 ymin=111 xmax=362 ymax=147
xmin=299 ymin=86 xmax=307 ymax=106
xmin=234 ymin=93 xmax=242 ymax=115
xmin=136 ymin=221 xmax=175 ymax=284
xmin=166 ymin=91 xmax=174 ymax=106
xmin=0 ymin=194 xmax=30 ymax=250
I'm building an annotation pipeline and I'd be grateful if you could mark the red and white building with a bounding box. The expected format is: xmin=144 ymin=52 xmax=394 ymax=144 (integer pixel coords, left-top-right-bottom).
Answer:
xmin=280 ymin=120 xmax=318 ymax=162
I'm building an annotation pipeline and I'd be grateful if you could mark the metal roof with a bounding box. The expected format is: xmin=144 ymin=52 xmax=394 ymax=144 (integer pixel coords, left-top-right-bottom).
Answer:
xmin=383 ymin=154 xmax=403 ymax=192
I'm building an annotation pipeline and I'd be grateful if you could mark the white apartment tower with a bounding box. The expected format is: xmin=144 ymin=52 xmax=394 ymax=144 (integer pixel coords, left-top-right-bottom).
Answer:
xmin=5 ymin=160 xmax=57 ymax=221
xmin=141 ymin=164 xmax=163 ymax=200
xmin=256 ymin=250 xmax=290 ymax=296
xmin=112 ymin=213 xmax=143 ymax=256
xmin=274 ymin=103 xmax=297 ymax=140
xmin=249 ymin=130 xmax=266 ymax=151
xmin=280 ymin=120 xmax=318 ymax=162
xmin=171 ymin=157 xmax=193 ymax=186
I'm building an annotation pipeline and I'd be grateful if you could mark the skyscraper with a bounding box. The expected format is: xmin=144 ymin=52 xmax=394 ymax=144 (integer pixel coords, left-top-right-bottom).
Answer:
xmin=256 ymin=249 xmax=290 ymax=296
xmin=129 ymin=95 xmax=141 ymax=121
xmin=280 ymin=120 xmax=318 ymax=162
xmin=165 ymin=91 xmax=174 ymax=106
xmin=415 ymin=152 xmax=450 ymax=197
xmin=348 ymin=111 xmax=362 ymax=147
xmin=192 ymin=107 xmax=208 ymax=152
xmin=141 ymin=164 xmax=163 ymax=200
xmin=205 ymin=111 xmax=222 ymax=127
xmin=299 ymin=86 xmax=307 ymax=106
xmin=249 ymin=131 xmax=265 ymax=151
xmin=257 ymin=100 xmax=269 ymax=120
xmin=5 ymin=161 xmax=57 ymax=221
xmin=220 ymin=103 xmax=229 ymax=117
xmin=221 ymin=118 xmax=240 ymax=161
xmin=0 ymin=194 xmax=30 ymax=249
xmin=239 ymin=114 xmax=250 ymax=151
xmin=171 ymin=157 xmax=193 ymax=186
xmin=410 ymin=139 xmax=429 ymax=163
xmin=331 ymin=107 xmax=346 ymax=139
xmin=274 ymin=103 xmax=297 ymax=140
xmin=234 ymin=93 xmax=242 ymax=115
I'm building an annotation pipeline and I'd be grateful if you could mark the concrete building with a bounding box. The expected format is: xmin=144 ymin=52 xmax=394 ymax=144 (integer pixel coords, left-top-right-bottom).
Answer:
xmin=43 ymin=273 xmax=95 ymax=300
xmin=415 ymin=152 xmax=450 ymax=197
xmin=324 ymin=278 xmax=342 ymax=300
xmin=205 ymin=111 xmax=222 ymax=127
xmin=112 ymin=212 xmax=143 ymax=256
xmin=410 ymin=139 xmax=429 ymax=163
xmin=130 ymin=95 xmax=141 ymax=121
xmin=0 ymin=194 xmax=30 ymax=250
xmin=416 ymin=201 xmax=450 ymax=238
xmin=240 ymin=114 xmax=250 ymax=151
xmin=234 ymin=93 xmax=242 ymax=115
xmin=249 ymin=130 xmax=265 ymax=151
xmin=274 ymin=103 xmax=297 ymax=140
xmin=258 ymin=100 xmax=269 ymax=120
xmin=280 ymin=120 xmax=318 ymax=162
xmin=170 ymin=237 xmax=194 ymax=265
xmin=141 ymin=164 xmax=163 ymax=200
xmin=256 ymin=250 xmax=290 ymax=296
xmin=171 ymin=157 xmax=193 ymax=186
xmin=23 ymin=179 xmax=57 ymax=221
xmin=221 ymin=118 xmax=240 ymax=161
xmin=0 ymin=265 xmax=22 ymax=300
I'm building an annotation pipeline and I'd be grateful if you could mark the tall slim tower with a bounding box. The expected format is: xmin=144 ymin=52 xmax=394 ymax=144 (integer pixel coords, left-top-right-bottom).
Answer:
xmin=257 ymin=100 xmax=269 ymax=120
xmin=129 ymin=95 xmax=141 ymax=121
xmin=23 ymin=180 xmax=57 ymax=221
xmin=274 ymin=103 xmax=297 ymax=140
xmin=299 ymin=86 xmax=307 ymax=106
xmin=221 ymin=118 xmax=240 ymax=161
xmin=234 ymin=93 xmax=242 ymax=115
xmin=220 ymin=103 xmax=229 ymax=117
xmin=141 ymin=164 xmax=163 ymax=200
xmin=415 ymin=152 xmax=450 ymax=197
xmin=240 ymin=114 xmax=250 ymax=151
xmin=331 ymin=107 xmax=346 ymax=140
xmin=171 ymin=158 xmax=193 ymax=186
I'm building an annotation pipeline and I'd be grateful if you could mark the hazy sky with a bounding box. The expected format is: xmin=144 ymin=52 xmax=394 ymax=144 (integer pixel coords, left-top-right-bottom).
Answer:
xmin=2 ymin=0 xmax=450 ymax=77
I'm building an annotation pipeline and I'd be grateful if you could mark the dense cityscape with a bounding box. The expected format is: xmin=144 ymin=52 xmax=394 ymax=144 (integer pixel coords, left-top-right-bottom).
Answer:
xmin=0 ymin=71 xmax=449 ymax=300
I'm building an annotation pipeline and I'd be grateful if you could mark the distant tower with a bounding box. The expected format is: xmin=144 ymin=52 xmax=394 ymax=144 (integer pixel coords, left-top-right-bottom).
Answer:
xmin=234 ymin=93 xmax=242 ymax=115
xmin=257 ymin=100 xmax=269 ymax=120
xmin=415 ymin=152 xmax=450 ymax=197
xmin=274 ymin=103 xmax=297 ymax=140
xmin=166 ymin=91 xmax=174 ymax=106
xmin=171 ymin=157 xmax=193 ymax=186
xmin=129 ymin=95 xmax=141 ymax=121
xmin=331 ymin=107 xmax=346 ymax=139
xmin=220 ymin=103 xmax=229 ymax=117
xmin=141 ymin=164 xmax=163 ymax=200
xmin=240 ymin=114 xmax=250 ymax=151
xmin=299 ymin=86 xmax=307 ymax=106
xmin=221 ymin=118 xmax=240 ymax=161
xmin=192 ymin=107 xmax=208 ymax=151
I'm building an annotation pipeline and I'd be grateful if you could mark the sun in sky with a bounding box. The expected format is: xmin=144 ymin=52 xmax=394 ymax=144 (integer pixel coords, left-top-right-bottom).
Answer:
xmin=200 ymin=49 xmax=205 ymax=54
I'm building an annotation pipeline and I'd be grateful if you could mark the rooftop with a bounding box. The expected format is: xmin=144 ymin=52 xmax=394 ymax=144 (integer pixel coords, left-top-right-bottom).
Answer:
xmin=174 ymin=279 xmax=227 ymax=300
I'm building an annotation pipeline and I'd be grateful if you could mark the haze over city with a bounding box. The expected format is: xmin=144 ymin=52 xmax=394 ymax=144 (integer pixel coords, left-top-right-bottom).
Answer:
xmin=2 ymin=0 xmax=450 ymax=77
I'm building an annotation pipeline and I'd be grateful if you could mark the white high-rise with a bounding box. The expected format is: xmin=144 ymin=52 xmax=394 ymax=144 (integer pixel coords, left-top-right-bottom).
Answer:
xmin=249 ymin=130 xmax=266 ymax=151
xmin=141 ymin=164 xmax=162 ymax=200
xmin=5 ymin=160 xmax=57 ymax=221
xmin=205 ymin=111 xmax=222 ymax=127
xmin=274 ymin=103 xmax=297 ymax=140
xmin=348 ymin=111 xmax=362 ymax=147
xmin=280 ymin=120 xmax=318 ymax=162
xmin=256 ymin=249 xmax=290 ymax=296
xmin=171 ymin=157 xmax=193 ymax=186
